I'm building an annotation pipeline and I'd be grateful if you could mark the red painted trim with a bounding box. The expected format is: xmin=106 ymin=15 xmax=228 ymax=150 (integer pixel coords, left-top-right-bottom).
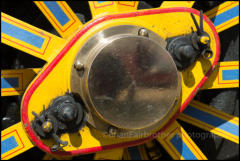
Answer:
xmin=191 ymin=101 xmax=239 ymax=124
xmin=180 ymin=114 xmax=238 ymax=141
xmin=38 ymin=2 xmax=76 ymax=33
xmin=164 ymin=126 xmax=205 ymax=159
xmin=1 ymin=130 xmax=25 ymax=159
xmin=21 ymin=7 xmax=220 ymax=156
xmin=216 ymin=18 xmax=238 ymax=30
xmin=182 ymin=131 xmax=204 ymax=159
xmin=163 ymin=127 xmax=180 ymax=158
xmin=217 ymin=64 xmax=239 ymax=84
xmin=1 ymin=16 xmax=51 ymax=55
xmin=207 ymin=2 xmax=237 ymax=17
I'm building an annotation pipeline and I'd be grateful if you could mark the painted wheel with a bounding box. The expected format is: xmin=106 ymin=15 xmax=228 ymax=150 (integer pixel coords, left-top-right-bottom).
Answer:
xmin=1 ymin=1 xmax=239 ymax=160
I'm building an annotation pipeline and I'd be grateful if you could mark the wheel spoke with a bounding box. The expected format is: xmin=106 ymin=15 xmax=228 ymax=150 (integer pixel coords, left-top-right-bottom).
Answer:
xmin=144 ymin=140 xmax=162 ymax=160
xmin=160 ymin=1 xmax=195 ymax=8
xmin=178 ymin=100 xmax=239 ymax=144
xmin=156 ymin=121 xmax=207 ymax=160
xmin=1 ymin=122 xmax=34 ymax=160
xmin=1 ymin=13 xmax=66 ymax=62
xmin=123 ymin=145 xmax=149 ymax=160
xmin=205 ymin=1 xmax=239 ymax=33
xmin=94 ymin=148 xmax=124 ymax=160
xmin=34 ymin=1 xmax=83 ymax=38
xmin=201 ymin=61 xmax=239 ymax=90
xmin=1 ymin=68 xmax=41 ymax=96
xmin=88 ymin=1 xmax=139 ymax=19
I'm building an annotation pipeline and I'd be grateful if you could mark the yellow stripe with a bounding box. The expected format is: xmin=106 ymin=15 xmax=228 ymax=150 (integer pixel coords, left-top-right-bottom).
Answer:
xmin=205 ymin=1 xmax=239 ymax=33
xmin=89 ymin=1 xmax=118 ymax=18
xmin=1 ymin=68 xmax=41 ymax=96
xmin=34 ymin=1 xmax=82 ymax=39
xmin=89 ymin=1 xmax=139 ymax=19
xmin=201 ymin=61 xmax=239 ymax=89
xmin=1 ymin=13 xmax=66 ymax=62
xmin=115 ymin=1 xmax=139 ymax=12
xmin=205 ymin=1 xmax=238 ymax=18
xmin=137 ymin=145 xmax=149 ymax=160
xmin=94 ymin=148 xmax=124 ymax=160
xmin=144 ymin=141 xmax=162 ymax=160
xmin=123 ymin=148 xmax=130 ymax=160
xmin=1 ymin=122 xmax=34 ymax=160
xmin=156 ymin=121 xmax=207 ymax=160
xmin=160 ymin=1 xmax=195 ymax=8
xmin=178 ymin=100 xmax=239 ymax=144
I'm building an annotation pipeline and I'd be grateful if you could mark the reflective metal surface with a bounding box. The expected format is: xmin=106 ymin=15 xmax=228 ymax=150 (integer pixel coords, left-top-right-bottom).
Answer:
xmin=71 ymin=25 xmax=181 ymax=137
xmin=88 ymin=36 xmax=179 ymax=130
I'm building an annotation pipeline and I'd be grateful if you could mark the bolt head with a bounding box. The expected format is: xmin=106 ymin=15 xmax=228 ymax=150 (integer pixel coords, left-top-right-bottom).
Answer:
xmin=42 ymin=121 xmax=53 ymax=133
xmin=108 ymin=126 xmax=117 ymax=135
xmin=62 ymin=105 xmax=77 ymax=122
xmin=138 ymin=28 xmax=149 ymax=37
xmin=74 ymin=61 xmax=84 ymax=71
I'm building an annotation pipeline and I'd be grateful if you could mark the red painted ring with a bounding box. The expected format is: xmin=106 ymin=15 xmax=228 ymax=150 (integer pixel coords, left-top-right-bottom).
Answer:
xmin=21 ymin=7 xmax=220 ymax=156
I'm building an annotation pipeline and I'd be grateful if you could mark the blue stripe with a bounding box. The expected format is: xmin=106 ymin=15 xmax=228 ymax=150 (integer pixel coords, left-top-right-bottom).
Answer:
xmin=1 ymin=77 xmax=19 ymax=89
xmin=222 ymin=69 xmax=239 ymax=80
xmin=170 ymin=134 xmax=197 ymax=159
xmin=211 ymin=5 xmax=239 ymax=26
xmin=44 ymin=1 xmax=70 ymax=26
xmin=1 ymin=136 xmax=18 ymax=154
xmin=97 ymin=1 xmax=107 ymax=4
xmin=183 ymin=106 xmax=239 ymax=136
xmin=1 ymin=21 xmax=45 ymax=49
xmin=128 ymin=146 xmax=142 ymax=160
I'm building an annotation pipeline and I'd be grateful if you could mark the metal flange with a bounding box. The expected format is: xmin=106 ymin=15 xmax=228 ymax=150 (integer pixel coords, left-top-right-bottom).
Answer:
xmin=71 ymin=25 xmax=181 ymax=138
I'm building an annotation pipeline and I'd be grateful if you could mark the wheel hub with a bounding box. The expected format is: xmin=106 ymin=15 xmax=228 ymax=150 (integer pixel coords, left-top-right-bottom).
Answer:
xmin=71 ymin=25 xmax=181 ymax=136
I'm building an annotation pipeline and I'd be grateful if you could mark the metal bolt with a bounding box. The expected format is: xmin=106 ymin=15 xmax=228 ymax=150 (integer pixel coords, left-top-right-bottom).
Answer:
xmin=200 ymin=36 xmax=209 ymax=45
xmin=108 ymin=126 xmax=117 ymax=135
xmin=42 ymin=120 xmax=53 ymax=133
xmin=74 ymin=60 xmax=84 ymax=71
xmin=138 ymin=28 xmax=149 ymax=37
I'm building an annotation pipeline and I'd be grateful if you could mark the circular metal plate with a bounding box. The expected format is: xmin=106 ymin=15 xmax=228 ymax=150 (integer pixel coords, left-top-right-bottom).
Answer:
xmin=71 ymin=25 xmax=181 ymax=135
xmin=87 ymin=36 xmax=179 ymax=130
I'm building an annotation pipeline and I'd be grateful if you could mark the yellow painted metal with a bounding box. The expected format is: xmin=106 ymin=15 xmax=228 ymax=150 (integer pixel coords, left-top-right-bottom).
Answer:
xmin=34 ymin=1 xmax=83 ymax=39
xmin=1 ymin=68 xmax=41 ymax=96
xmin=1 ymin=122 xmax=34 ymax=160
xmin=144 ymin=140 xmax=162 ymax=160
xmin=115 ymin=1 xmax=139 ymax=12
xmin=160 ymin=1 xmax=195 ymax=8
xmin=123 ymin=145 xmax=149 ymax=160
xmin=205 ymin=1 xmax=239 ymax=33
xmin=200 ymin=36 xmax=210 ymax=45
xmin=94 ymin=148 xmax=124 ymax=160
xmin=1 ymin=13 xmax=66 ymax=62
xmin=201 ymin=61 xmax=239 ymax=89
xmin=23 ymin=9 xmax=219 ymax=154
xmin=156 ymin=121 xmax=207 ymax=160
xmin=178 ymin=100 xmax=239 ymax=144
xmin=88 ymin=1 xmax=139 ymax=18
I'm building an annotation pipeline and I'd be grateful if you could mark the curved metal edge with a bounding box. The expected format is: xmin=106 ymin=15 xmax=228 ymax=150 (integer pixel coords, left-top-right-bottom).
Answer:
xmin=21 ymin=7 xmax=220 ymax=156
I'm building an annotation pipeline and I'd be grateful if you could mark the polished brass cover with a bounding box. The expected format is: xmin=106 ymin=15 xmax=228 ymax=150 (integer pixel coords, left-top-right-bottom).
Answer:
xmin=71 ymin=25 xmax=181 ymax=137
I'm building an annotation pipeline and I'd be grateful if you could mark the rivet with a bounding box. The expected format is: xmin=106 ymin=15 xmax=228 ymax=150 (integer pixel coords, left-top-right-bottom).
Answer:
xmin=74 ymin=60 xmax=84 ymax=71
xmin=138 ymin=28 xmax=149 ymax=37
